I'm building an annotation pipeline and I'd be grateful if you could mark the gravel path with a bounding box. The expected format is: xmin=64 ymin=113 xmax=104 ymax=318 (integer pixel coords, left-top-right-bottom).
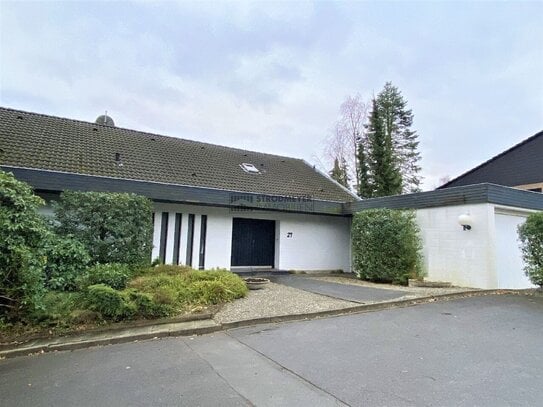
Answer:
xmin=213 ymin=282 xmax=358 ymax=324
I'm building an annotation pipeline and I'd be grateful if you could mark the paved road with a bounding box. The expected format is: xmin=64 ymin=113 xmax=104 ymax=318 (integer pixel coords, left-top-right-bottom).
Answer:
xmin=270 ymin=275 xmax=405 ymax=302
xmin=1 ymin=294 xmax=542 ymax=406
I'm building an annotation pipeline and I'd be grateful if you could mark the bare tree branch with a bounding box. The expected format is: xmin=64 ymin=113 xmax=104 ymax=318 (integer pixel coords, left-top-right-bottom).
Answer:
xmin=323 ymin=94 xmax=369 ymax=191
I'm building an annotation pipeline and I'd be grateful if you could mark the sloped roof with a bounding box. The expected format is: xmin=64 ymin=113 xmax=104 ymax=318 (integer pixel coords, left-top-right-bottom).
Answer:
xmin=439 ymin=130 xmax=543 ymax=189
xmin=0 ymin=107 xmax=356 ymax=202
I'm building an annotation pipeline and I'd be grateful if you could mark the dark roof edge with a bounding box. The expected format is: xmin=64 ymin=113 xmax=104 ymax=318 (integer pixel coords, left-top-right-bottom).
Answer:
xmin=345 ymin=183 xmax=543 ymax=213
xmin=438 ymin=130 xmax=543 ymax=189
xmin=2 ymin=166 xmax=347 ymax=216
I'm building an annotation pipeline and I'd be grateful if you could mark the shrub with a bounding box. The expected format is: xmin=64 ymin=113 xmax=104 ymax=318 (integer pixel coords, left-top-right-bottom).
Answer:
xmin=352 ymin=208 xmax=423 ymax=285
xmin=53 ymin=191 xmax=153 ymax=267
xmin=518 ymin=212 xmax=543 ymax=287
xmin=124 ymin=289 xmax=173 ymax=318
xmin=85 ymin=284 xmax=134 ymax=320
xmin=44 ymin=234 xmax=90 ymax=291
xmin=80 ymin=263 xmax=133 ymax=290
xmin=126 ymin=268 xmax=247 ymax=310
xmin=0 ymin=170 xmax=49 ymax=320
xmin=31 ymin=291 xmax=83 ymax=324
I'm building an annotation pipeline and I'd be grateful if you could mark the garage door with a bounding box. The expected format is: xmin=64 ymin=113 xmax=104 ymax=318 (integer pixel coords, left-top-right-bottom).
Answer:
xmin=231 ymin=218 xmax=275 ymax=267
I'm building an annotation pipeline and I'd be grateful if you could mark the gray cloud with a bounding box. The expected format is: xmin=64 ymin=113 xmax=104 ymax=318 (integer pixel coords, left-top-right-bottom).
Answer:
xmin=1 ymin=1 xmax=541 ymax=190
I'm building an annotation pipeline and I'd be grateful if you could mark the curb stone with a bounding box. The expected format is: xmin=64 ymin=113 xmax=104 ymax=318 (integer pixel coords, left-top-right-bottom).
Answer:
xmin=0 ymin=289 xmax=523 ymax=359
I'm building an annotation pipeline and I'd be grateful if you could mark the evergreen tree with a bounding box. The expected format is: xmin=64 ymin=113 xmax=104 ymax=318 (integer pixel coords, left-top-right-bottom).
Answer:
xmin=356 ymin=139 xmax=373 ymax=198
xmin=366 ymin=98 xmax=402 ymax=196
xmin=329 ymin=157 xmax=349 ymax=188
xmin=375 ymin=82 xmax=422 ymax=193
xmin=356 ymin=82 xmax=422 ymax=197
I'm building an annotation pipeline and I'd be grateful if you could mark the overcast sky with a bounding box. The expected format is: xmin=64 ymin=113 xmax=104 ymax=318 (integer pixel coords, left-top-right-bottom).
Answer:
xmin=1 ymin=1 xmax=542 ymax=190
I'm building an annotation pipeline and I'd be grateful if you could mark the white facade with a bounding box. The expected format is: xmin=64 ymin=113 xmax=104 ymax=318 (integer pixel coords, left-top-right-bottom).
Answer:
xmin=151 ymin=202 xmax=352 ymax=272
xmin=416 ymin=203 xmax=537 ymax=289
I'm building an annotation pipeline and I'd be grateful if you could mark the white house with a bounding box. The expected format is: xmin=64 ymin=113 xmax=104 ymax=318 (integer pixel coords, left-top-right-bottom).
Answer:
xmin=0 ymin=107 xmax=356 ymax=273
xmin=1 ymin=107 xmax=541 ymax=288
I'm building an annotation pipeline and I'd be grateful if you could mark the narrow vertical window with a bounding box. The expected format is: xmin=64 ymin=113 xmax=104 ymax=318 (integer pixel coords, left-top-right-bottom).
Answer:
xmin=173 ymin=213 xmax=182 ymax=265
xmin=159 ymin=212 xmax=169 ymax=264
xmin=198 ymin=215 xmax=207 ymax=270
xmin=186 ymin=214 xmax=195 ymax=267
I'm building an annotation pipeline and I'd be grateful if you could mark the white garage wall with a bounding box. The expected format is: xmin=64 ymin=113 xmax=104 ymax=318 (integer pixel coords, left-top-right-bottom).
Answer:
xmin=416 ymin=204 xmax=497 ymax=288
xmin=415 ymin=203 xmax=538 ymax=289
xmin=278 ymin=215 xmax=351 ymax=272
xmin=152 ymin=203 xmax=352 ymax=272
xmin=494 ymin=207 xmax=536 ymax=289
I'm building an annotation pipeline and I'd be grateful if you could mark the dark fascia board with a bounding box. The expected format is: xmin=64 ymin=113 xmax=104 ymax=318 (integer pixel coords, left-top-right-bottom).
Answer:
xmin=344 ymin=183 xmax=543 ymax=213
xmin=2 ymin=166 xmax=347 ymax=216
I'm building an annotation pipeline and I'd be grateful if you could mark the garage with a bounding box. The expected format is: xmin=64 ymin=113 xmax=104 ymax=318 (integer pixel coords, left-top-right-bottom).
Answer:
xmin=231 ymin=218 xmax=275 ymax=268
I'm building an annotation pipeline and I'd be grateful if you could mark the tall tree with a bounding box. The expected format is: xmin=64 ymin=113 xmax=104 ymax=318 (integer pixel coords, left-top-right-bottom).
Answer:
xmin=324 ymin=94 xmax=369 ymax=191
xmin=365 ymin=98 xmax=402 ymax=197
xmin=375 ymin=82 xmax=422 ymax=193
xmin=329 ymin=157 xmax=349 ymax=188
xmin=356 ymin=139 xmax=373 ymax=198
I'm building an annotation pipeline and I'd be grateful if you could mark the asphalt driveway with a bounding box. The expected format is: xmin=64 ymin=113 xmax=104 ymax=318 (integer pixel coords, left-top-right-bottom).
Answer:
xmin=270 ymin=275 xmax=406 ymax=302
xmin=1 ymin=294 xmax=542 ymax=406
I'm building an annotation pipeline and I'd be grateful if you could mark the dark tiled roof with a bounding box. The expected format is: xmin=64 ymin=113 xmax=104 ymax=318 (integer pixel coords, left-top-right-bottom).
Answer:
xmin=439 ymin=130 xmax=543 ymax=189
xmin=0 ymin=107 xmax=356 ymax=202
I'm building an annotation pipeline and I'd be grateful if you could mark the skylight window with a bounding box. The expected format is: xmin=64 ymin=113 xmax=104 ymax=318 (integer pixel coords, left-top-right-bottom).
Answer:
xmin=240 ymin=163 xmax=260 ymax=174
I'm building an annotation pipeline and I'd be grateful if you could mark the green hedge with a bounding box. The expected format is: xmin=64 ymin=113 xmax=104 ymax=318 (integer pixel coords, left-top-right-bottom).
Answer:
xmin=352 ymin=208 xmax=423 ymax=285
xmin=0 ymin=170 xmax=49 ymax=320
xmin=53 ymin=191 xmax=153 ymax=267
xmin=518 ymin=212 xmax=543 ymax=287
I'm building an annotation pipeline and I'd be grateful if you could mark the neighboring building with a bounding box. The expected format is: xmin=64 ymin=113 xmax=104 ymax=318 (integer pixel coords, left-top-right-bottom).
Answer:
xmin=0 ymin=107 xmax=356 ymax=272
xmin=1 ymin=106 xmax=542 ymax=288
xmin=439 ymin=130 xmax=543 ymax=192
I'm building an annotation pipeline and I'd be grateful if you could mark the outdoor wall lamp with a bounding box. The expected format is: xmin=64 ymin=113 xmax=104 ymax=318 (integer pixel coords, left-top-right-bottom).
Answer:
xmin=458 ymin=213 xmax=473 ymax=231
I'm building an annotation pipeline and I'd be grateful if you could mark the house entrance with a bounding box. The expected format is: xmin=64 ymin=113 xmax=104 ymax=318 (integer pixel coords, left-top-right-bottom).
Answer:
xmin=231 ymin=218 xmax=275 ymax=267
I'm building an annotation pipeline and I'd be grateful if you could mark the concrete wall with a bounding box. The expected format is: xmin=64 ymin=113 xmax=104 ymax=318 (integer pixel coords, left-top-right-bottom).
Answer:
xmin=151 ymin=203 xmax=351 ymax=272
xmin=416 ymin=203 xmax=537 ymax=289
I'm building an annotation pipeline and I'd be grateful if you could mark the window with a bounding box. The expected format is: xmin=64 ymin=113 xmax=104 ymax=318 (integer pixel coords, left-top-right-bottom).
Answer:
xmin=186 ymin=214 xmax=195 ymax=267
xmin=159 ymin=212 xmax=169 ymax=264
xmin=173 ymin=213 xmax=182 ymax=265
xmin=198 ymin=215 xmax=207 ymax=270
xmin=240 ymin=163 xmax=260 ymax=174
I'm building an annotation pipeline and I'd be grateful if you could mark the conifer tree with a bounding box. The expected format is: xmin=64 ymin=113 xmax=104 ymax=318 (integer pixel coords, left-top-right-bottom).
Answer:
xmin=356 ymin=83 xmax=422 ymax=197
xmin=329 ymin=157 xmax=349 ymax=188
xmin=376 ymin=82 xmax=422 ymax=193
xmin=366 ymin=98 xmax=402 ymax=196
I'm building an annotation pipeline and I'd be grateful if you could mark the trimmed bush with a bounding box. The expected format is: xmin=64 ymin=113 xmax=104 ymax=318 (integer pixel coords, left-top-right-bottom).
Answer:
xmin=80 ymin=263 xmax=133 ymax=290
xmin=518 ymin=212 xmax=543 ymax=287
xmin=352 ymin=208 xmax=423 ymax=285
xmin=53 ymin=191 xmax=153 ymax=267
xmin=44 ymin=234 xmax=90 ymax=291
xmin=0 ymin=170 xmax=49 ymax=320
xmin=85 ymin=284 xmax=134 ymax=320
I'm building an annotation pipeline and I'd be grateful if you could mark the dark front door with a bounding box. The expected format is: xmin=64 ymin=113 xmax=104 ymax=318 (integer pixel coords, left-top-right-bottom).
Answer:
xmin=231 ymin=218 xmax=275 ymax=267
